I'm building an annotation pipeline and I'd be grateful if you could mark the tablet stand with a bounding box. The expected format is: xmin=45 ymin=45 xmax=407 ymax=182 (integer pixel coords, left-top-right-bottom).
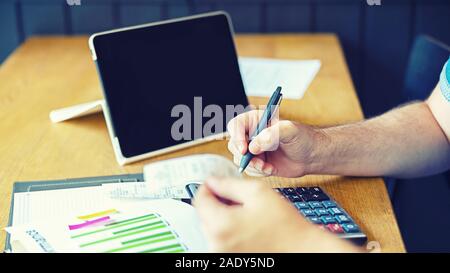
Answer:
xmin=49 ymin=100 xmax=105 ymax=123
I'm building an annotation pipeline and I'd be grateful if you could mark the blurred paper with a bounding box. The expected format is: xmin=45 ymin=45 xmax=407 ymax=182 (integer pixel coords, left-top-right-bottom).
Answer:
xmin=239 ymin=57 xmax=321 ymax=99
xmin=144 ymin=154 xmax=240 ymax=196
xmin=103 ymin=182 xmax=189 ymax=199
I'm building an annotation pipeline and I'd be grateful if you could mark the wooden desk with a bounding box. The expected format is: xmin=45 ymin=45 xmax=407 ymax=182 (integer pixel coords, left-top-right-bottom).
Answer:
xmin=0 ymin=34 xmax=405 ymax=252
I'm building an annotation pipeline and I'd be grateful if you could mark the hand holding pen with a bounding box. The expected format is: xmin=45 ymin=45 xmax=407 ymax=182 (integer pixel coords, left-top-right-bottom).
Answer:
xmin=227 ymin=86 xmax=318 ymax=178
xmin=238 ymin=87 xmax=283 ymax=173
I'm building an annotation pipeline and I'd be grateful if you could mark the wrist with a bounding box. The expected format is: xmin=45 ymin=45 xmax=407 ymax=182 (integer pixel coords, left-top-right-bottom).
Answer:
xmin=302 ymin=127 xmax=331 ymax=175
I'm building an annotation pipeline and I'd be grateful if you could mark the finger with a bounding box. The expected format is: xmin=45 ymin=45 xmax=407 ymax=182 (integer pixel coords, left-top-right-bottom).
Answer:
xmin=227 ymin=115 xmax=248 ymax=154
xmin=227 ymin=140 xmax=244 ymax=158
xmin=205 ymin=177 xmax=265 ymax=203
xmin=233 ymin=152 xmax=263 ymax=175
xmin=193 ymin=184 xmax=228 ymax=219
xmin=233 ymin=153 xmax=274 ymax=176
xmin=245 ymin=163 xmax=275 ymax=177
xmin=248 ymin=121 xmax=297 ymax=154
xmin=244 ymin=168 xmax=266 ymax=177
xmin=248 ymin=156 xmax=276 ymax=176
xmin=227 ymin=110 xmax=264 ymax=154
xmin=248 ymin=126 xmax=279 ymax=154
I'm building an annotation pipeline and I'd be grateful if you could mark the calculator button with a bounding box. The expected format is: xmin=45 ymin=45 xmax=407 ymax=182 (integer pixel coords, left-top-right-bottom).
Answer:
xmin=341 ymin=223 xmax=360 ymax=233
xmin=294 ymin=202 xmax=309 ymax=209
xmin=320 ymin=216 xmax=337 ymax=224
xmin=288 ymin=195 xmax=301 ymax=202
xmin=328 ymin=207 xmax=343 ymax=215
xmin=308 ymin=201 xmax=323 ymax=208
xmin=326 ymin=224 xmax=344 ymax=234
xmin=322 ymin=201 xmax=336 ymax=208
xmin=300 ymin=209 xmax=317 ymax=217
xmin=295 ymin=187 xmax=309 ymax=195
xmin=307 ymin=216 xmax=322 ymax=224
xmin=314 ymin=208 xmax=329 ymax=216
xmin=282 ymin=188 xmax=297 ymax=196
xmin=299 ymin=193 xmax=328 ymax=202
xmin=309 ymin=193 xmax=329 ymax=201
xmin=310 ymin=187 xmax=324 ymax=194
xmin=335 ymin=215 xmax=351 ymax=224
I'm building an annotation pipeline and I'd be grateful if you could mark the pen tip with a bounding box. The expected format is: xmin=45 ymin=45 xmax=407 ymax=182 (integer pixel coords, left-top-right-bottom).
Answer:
xmin=238 ymin=168 xmax=244 ymax=173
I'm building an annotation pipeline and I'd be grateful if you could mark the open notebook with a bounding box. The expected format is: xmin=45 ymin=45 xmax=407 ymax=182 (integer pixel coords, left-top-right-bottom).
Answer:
xmin=5 ymin=154 xmax=240 ymax=253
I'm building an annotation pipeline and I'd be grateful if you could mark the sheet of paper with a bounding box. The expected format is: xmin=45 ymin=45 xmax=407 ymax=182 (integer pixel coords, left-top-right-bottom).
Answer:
xmin=8 ymin=190 xmax=207 ymax=252
xmin=12 ymin=186 xmax=116 ymax=226
xmin=103 ymin=182 xmax=188 ymax=199
xmin=239 ymin=57 xmax=321 ymax=99
xmin=144 ymin=154 xmax=240 ymax=197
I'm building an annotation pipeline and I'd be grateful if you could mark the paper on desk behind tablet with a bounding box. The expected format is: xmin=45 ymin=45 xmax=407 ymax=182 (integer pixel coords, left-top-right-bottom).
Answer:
xmin=239 ymin=57 xmax=321 ymax=99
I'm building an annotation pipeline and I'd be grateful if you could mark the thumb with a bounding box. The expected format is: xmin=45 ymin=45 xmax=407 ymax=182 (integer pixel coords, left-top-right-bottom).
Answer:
xmin=248 ymin=121 xmax=298 ymax=154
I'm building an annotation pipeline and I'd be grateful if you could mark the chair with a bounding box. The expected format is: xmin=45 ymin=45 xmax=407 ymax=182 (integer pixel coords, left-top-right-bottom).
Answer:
xmin=388 ymin=35 xmax=450 ymax=252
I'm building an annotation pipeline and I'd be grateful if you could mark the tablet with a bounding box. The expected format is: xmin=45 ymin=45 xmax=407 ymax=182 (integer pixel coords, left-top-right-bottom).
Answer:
xmin=88 ymin=12 xmax=248 ymax=165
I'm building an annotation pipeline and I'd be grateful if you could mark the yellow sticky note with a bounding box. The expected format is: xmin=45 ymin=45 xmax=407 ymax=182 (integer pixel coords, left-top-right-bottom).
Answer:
xmin=77 ymin=209 xmax=118 ymax=220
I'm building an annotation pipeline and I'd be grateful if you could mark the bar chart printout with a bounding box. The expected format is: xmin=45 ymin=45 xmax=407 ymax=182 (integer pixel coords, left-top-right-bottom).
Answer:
xmin=69 ymin=213 xmax=187 ymax=253
xmin=7 ymin=197 xmax=206 ymax=252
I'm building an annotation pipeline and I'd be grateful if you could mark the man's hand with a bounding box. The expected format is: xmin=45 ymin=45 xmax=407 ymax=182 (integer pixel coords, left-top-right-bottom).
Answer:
xmin=227 ymin=110 xmax=321 ymax=177
xmin=193 ymin=177 xmax=359 ymax=252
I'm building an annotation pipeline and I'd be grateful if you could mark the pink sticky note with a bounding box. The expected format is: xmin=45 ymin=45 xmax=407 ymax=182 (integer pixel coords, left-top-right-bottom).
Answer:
xmin=68 ymin=216 xmax=111 ymax=230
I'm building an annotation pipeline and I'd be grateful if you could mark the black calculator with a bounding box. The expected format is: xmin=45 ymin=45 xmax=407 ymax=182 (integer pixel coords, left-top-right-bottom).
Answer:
xmin=186 ymin=183 xmax=367 ymax=246
xmin=274 ymin=186 xmax=367 ymax=245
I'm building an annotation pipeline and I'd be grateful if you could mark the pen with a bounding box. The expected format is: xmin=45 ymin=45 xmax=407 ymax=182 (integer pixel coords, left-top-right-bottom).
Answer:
xmin=238 ymin=86 xmax=283 ymax=173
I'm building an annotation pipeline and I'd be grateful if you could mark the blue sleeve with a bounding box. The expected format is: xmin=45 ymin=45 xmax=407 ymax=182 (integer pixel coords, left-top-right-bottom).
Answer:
xmin=440 ymin=57 xmax=450 ymax=102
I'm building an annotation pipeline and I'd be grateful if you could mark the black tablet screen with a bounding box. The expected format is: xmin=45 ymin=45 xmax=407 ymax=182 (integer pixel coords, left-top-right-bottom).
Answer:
xmin=93 ymin=13 xmax=248 ymax=158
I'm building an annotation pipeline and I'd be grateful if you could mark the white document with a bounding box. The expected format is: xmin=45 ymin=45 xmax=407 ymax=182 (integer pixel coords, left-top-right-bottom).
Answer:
xmin=143 ymin=154 xmax=240 ymax=198
xmin=239 ymin=57 xmax=321 ymax=99
xmin=103 ymin=154 xmax=239 ymax=200
xmin=103 ymin=182 xmax=188 ymax=199
xmin=8 ymin=189 xmax=207 ymax=253
xmin=12 ymin=186 xmax=115 ymax=226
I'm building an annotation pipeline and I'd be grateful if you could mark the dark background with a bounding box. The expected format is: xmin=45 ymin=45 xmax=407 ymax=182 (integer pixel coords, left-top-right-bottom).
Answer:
xmin=0 ymin=0 xmax=449 ymax=117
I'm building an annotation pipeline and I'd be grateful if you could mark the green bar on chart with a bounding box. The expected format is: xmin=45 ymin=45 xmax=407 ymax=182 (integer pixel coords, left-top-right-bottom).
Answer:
xmin=112 ymin=221 xmax=163 ymax=235
xmin=104 ymin=235 xmax=176 ymax=253
xmin=139 ymin=243 xmax=183 ymax=253
xmin=122 ymin=231 xmax=173 ymax=245
xmin=71 ymin=215 xmax=158 ymax=239
xmin=105 ymin=214 xmax=157 ymax=226
xmin=79 ymin=224 xmax=167 ymax=248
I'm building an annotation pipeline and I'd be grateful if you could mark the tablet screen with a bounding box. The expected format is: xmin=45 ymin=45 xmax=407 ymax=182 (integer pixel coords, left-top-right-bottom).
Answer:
xmin=92 ymin=13 xmax=248 ymax=158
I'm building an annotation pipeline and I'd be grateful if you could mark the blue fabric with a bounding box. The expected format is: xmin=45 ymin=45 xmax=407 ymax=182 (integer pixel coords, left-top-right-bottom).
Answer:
xmin=446 ymin=57 xmax=450 ymax=83
xmin=393 ymin=36 xmax=450 ymax=253
xmin=440 ymin=57 xmax=450 ymax=101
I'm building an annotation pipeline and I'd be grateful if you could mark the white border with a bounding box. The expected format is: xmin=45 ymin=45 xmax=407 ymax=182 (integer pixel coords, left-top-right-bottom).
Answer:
xmin=88 ymin=11 xmax=242 ymax=166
